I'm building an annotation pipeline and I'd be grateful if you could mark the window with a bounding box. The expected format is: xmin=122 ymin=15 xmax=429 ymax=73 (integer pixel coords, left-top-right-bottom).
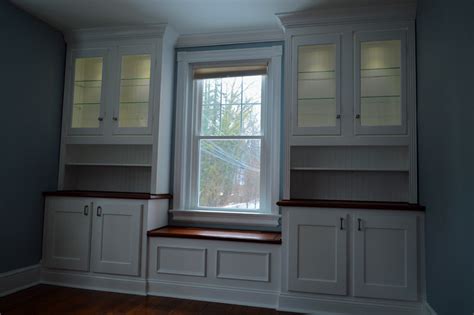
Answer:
xmin=172 ymin=47 xmax=282 ymax=226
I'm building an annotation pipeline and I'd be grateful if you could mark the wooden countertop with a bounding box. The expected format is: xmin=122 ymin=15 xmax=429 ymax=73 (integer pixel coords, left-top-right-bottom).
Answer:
xmin=277 ymin=199 xmax=425 ymax=211
xmin=43 ymin=190 xmax=172 ymax=200
xmin=148 ymin=226 xmax=282 ymax=244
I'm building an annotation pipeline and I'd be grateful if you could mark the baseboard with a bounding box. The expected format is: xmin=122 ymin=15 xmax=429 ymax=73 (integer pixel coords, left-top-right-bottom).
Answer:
xmin=40 ymin=269 xmax=147 ymax=296
xmin=147 ymin=279 xmax=279 ymax=309
xmin=0 ymin=264 xmax=41 ymax=297
xmin=277 ymin=293 xmax=427 ymax=315
xmin=424 ymin=302 xmax=438 ymax=315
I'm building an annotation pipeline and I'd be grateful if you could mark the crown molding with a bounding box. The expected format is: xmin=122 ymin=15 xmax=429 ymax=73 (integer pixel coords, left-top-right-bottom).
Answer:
xmin=65 ymin=23 xmax=170 ymax=43
xmin=276 ymin=3 xmax=416 ymax=29
xmin=176 ymin=28 xmax=284 ymax=48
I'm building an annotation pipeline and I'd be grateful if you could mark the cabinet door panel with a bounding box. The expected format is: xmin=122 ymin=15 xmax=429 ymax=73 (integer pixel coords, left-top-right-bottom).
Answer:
xmin=91 ymin=200 xmax=143 ymax=276
xmin=67 ymin=49 xmax=110 ymax=136
xmin=353 ymin=213 xmax=417 ymax=300
xmin=292 ymin=34 xmax=342 ymax=135
xmin=288 ymin=209 xmax=347 ymax=295
xmin=354 ymin=30 xmax=407 ymax=135
xmin=112 ymin=45 xmax=155 ymax=135
xmin=43 ymin=198 xmax=92 ymax=271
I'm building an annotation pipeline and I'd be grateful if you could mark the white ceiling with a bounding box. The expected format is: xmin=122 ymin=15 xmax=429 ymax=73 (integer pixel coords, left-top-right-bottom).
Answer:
xmin=9 ymin=0 xmax=413 ymax=35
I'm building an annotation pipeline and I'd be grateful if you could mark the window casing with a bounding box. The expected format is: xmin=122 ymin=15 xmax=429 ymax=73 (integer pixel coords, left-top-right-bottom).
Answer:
xmin=172 ymin=46 xmax=282 ymax=226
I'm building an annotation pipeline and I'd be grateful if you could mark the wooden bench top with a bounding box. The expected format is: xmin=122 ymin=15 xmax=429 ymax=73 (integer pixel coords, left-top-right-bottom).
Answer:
xmin=147 ymin=226 xmax=282 ymax=244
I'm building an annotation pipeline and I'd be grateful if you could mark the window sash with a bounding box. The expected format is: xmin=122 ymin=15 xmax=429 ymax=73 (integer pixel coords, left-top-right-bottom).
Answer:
xmin=190 ymin=76 xmax=267 ymax=213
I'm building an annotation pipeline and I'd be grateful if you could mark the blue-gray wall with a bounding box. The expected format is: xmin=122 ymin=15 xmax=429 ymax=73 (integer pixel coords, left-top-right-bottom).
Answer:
xmin=0 ymin=1 xmax=65 ymax=273
xmin=417 ymin=1 xmax=474 ymax=314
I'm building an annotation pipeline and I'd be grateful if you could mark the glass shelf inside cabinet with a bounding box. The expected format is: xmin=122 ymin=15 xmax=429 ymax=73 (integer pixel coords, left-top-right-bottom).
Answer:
xmin=360 ymin=40 xmax=402 ymax=127
xmin=297 ymin=44 xmax=337 ymax=128
xmin=118 ymin=55 xmax=151 ymax=128
xmin=71 ymin=57 xmax=103 ymax=129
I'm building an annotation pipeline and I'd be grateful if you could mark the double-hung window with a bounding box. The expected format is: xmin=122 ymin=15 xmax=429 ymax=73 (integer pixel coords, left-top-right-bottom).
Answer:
xmin=172 ymin=46 xmax=282 ymax=226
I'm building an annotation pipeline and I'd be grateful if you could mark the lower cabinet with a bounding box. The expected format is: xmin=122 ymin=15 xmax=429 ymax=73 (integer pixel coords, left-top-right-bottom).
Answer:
xmin=285 ymin=207 xmax=420 ymax=302
xmin=43 ymin=197 xmax=143 ymax=277
xmin=288 ymin=210 xmax=348 ymax=295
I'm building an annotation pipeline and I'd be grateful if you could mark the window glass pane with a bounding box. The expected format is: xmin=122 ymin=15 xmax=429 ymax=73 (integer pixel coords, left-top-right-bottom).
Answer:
xmin=119 ymin=54 xmax=151 ymax=128
xmin=297 ymin=44 xmax=336 ymax=128
xmin=72 ymin=57 xmax=103 ymax=128
xmin=199 ymin=75 xmax=262 ymax=136
xmin=198 ymin=139 xmax=261 ymax=210
xmin=360 ymin=40 xmax=401 ymax=126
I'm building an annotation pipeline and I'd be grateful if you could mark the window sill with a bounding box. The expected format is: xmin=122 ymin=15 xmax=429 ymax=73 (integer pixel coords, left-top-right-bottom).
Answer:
xmin=169 ymin=209 xmax=281 ymax=227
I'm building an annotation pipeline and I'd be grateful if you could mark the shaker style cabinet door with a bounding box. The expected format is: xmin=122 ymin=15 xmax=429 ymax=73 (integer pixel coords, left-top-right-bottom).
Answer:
xmin=66 ymin=48 xmax=110 ymax=136
xmin=288 ymin=209 xmax=348 ymax=295
xmin=353 ymin=213 xmax=418 ymax=300
xmin=354 ymin=30 xmax=408 ymax=135
xmin=42 ymin=197 xmax=92 ymax=271
xmin=90 ymin=200 xmax=143 ymax=276
xmin=292 ymin=34 xmax=342 ymax=136
xmin=112 ymin=45 xmax=156 ymax=135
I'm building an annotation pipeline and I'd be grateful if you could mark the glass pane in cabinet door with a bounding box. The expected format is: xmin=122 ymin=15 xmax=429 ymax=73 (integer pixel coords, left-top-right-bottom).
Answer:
xmin=360 ymin=40 xmax=401 ymax=126
xmin=118 ymin=54 xmax=151 ymax=128
xmin=297 ymin=44 xmax=336 ymax=128
xmin=72 ymin=57 xmax=103 ymax=128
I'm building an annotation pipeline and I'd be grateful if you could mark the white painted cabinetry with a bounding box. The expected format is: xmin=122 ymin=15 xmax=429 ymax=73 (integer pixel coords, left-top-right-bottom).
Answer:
xmin=287 ymin=210 xmax=347 ymax=295
xmin=43 ymin=198 xmax=92 ymax=271
xmin=41 ymin=195 xmax=169 ymax=294
xmin=353 ymin=213 xmax=418 ymax=300
xmin=282 ymin=206 xmax=423 ymax=308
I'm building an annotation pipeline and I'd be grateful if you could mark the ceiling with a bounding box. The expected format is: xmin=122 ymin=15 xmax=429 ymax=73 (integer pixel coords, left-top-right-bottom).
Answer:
xmin=9 ymin=0 xmax=414 ymax=35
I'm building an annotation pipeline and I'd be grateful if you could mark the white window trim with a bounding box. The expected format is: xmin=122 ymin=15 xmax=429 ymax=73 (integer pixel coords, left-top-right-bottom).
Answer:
xmin=172 ymin=46 xmax=282 ymax=227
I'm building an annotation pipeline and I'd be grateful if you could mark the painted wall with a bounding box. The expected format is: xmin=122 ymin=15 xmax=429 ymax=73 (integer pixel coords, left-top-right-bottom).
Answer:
xmin=0 ymin=1 xmax=65 ymax=273
xmin=417 ymin=0 xmax=474 ymax=314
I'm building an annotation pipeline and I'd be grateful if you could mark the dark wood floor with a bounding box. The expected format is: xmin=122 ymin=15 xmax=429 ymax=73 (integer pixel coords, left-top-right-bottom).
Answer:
xmin=0 ymin=285 xmax=298 ymax=314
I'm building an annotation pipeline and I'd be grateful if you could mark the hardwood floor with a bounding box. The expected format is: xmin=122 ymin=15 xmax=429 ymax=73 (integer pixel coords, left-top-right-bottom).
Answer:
xmin=0 ymin=285 xmax=298 ymax=314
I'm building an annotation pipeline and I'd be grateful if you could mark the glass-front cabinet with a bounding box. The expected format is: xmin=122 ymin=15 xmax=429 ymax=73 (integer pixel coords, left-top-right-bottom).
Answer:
xmin=66 ymin=45 xmax=155 ymax=138
xmin=354 ymin=30 xmax=407 ymax=135
xmin=68 ymin=49 xmax=109 ymax=135
xmin=113 ymin=45 xmax=154 ymax=134
xmin=292 ymin=34 xmax=341 ymax=135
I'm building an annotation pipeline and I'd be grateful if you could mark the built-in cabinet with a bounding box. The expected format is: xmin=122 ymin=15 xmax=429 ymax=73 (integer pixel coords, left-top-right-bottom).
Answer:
xmin=283 ymin=206 xmax=422 ymax=303
xmin=57 ymin=25 xmax=177 ymax=194
xmin=41 ymin=194 xmax=170 ymax=294
xmin=280 ymin=6 xmax=418 ymax=204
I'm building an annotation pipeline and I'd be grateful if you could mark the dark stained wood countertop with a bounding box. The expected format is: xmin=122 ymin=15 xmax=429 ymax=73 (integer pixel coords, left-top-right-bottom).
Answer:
xmin=277 ymin=199 xmax=425 ymax=211
xmin=148 ymin=226 xmax=282 ymax=244
xmin=43 ymin=190 xmax=172 ymax=200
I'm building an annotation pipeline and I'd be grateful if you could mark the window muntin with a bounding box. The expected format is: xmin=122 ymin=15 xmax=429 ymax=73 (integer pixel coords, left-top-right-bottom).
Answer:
xmin=194 ymin=75 xmax=264 ymax=211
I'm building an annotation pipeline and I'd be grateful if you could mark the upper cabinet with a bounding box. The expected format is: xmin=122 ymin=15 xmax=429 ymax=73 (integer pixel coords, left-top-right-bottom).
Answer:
xmin=279 ymin=4 xmax=419 ymax=203
xmin=57 ymin=25 xmax=177 ymax=194
xmin=354 ymin=30 xmax=407 ymax=135
xmin=62 ymin=25 xmax=177 ymax=144
xmin=292 ymin=34 xmax=341 ymax=135
xmin=282 ymin=6 xmax=416 ymax=143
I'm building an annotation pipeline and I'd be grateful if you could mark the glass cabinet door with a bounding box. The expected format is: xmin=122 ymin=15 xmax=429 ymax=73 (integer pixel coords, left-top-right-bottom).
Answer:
xmin=292 ymin=34 xmax=341 ymax=135
xmin=355 ymin=30 xmax=407 ymax=135
xmin=69 ymin=49 xmax=108 ymax=135
xmin=113 ymin=46 xmax=154 ymax=134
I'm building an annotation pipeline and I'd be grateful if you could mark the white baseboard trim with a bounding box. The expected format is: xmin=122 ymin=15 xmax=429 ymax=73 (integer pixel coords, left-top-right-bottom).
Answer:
xmin=0 ymin=264 xmax=41 ymax=297
xmin=40 ymin=269 xmax=147 ymax=296
xmin=277 ymin=293 xmax=426 ymax=315
xmin=147 ymin=279 xmax=279 ymax=309
xmin=424 ymin=302 xmax=438 ymax=315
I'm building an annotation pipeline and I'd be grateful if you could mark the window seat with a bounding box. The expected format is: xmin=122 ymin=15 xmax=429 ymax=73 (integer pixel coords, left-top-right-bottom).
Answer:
xmin=147 ymin=226 xmax=282 ymax=244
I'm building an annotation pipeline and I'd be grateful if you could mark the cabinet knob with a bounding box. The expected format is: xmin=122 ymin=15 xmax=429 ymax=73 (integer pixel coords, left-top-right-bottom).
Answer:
xmin=340 ymin=217 xmax=344 ymax=230
xmin=358 ymin=218 xmax=362 ymax=231
xmin=98 ymin=117 xmax=104 ymax=121
xmin=336 ymin=114 xmax=341 ymax=119
xmin=355 ymin=114 xmax=361 ymax=119
xmin=97 ymin=206 xmax=102 ymax=217
xmin=113 ymin=117 xmax=118 ymax=121
xmin=83 ymin=205 xmax=89 ymax=216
